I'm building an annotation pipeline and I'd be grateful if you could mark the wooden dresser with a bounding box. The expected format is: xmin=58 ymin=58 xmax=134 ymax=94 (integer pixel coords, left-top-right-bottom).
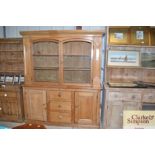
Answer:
xmin=0 ymin=39 xmax=24 ymax=122
xmin=104 ymin=27 xmax=155 ymax=128
xmin=21 ymin=30 xmax=104 ymax=128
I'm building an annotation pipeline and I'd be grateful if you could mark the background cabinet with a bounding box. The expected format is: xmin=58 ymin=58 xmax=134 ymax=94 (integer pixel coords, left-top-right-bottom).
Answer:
xmin=0 ymin=39 xmax=24 ymax=122
xmin=21 ymin=30 xmax=103 ymax=128
xmin=104 ymin=26 xmax=155 ymax=129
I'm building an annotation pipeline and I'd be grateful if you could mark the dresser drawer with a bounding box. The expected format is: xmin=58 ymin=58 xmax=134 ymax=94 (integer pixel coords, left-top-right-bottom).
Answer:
xmin=108 ymin=92 xmax=122 ymax=101
xmin=49 ymin=101 xmax=71 ymax=111
xmin=48 ymin=112 xmax=71 ymax=123
xmin=0 ymin=92 xmax=17 ymax=98
xmin=47 ymin=91 xmax=72 ymax=101
xmin=142 ymin=93 xmax=155 ymax=103
xmin=122 ymin=93 xmax=141 ymax=101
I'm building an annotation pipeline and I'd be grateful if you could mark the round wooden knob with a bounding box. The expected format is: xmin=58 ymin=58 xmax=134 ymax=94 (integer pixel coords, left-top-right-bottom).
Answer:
xmin=4 ymin=93 xmax=7 ymax=97
xmin=58 ymin=105 xmax=62 ymax=108
xmin=0 ymin=107 xmax=2 ymax=110
xmin=58 ymin=93 xmax=61 ymax=97
xmin=58 ymin=115 xmax=62 ymax=119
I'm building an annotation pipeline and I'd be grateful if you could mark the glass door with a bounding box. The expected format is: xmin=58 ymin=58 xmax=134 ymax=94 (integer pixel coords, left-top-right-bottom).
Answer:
xmin=32 ymin=41 xmax=59 ymax=82
xmin=63 ymin=41 xmax=92 ymax=83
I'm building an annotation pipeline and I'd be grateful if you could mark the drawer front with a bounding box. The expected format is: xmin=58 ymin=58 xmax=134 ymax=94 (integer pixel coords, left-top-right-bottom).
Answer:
xmin=122 ymin=93 xmax=141 ymax=101
xmin=49 ymin=101 xmax=71 ymax=111
xmin=47 ymin=91 xmax=72 ymax=101
xmin=108 ymin=92 xmax=122 ymax=101
xmin=0 ymin=92 xmax=17 ymax=98
xmin=142 ymin=93 xmax=155 ymax=103
xmin=48 ymin=112 xmax=71 ymax=123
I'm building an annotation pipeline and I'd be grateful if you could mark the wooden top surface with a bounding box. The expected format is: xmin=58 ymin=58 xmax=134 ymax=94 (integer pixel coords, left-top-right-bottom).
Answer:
xmin=20 ymin=30 xmax=105 ymax=36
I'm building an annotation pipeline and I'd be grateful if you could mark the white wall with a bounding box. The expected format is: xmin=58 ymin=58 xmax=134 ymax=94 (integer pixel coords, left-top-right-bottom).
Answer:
xmin=2 ymin=26 xmax=105 ymax=38
xmin=0 ymin=27 xmax=4 ymax=38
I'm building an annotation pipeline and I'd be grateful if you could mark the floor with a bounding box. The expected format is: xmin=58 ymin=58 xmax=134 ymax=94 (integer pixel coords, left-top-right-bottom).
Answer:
xmin=0 ymin=121 xmax=72 ymax=129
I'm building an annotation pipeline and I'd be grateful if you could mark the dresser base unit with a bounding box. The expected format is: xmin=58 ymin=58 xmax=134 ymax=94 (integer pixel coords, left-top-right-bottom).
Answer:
xmin=23 ymin=87 xmax=100 ymax=128
xmin=104 ymin=85 xmax=155 ymax=129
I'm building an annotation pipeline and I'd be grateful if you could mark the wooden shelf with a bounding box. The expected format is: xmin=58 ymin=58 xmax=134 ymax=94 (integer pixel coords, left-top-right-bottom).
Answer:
xmin=0 ymin=50 xmax=23 ymax=52
xmin=107 ymin=65 xmax=155 ymax=69
xmin=108 ymin=44 xmax=155 ymax=48
xmin=0 ymin=71 xmax=24 ymax=74
xmin=64 ymin=55 xmax=90 ymax=57
xmin=106 ymin=65 xmax=141 ymax=69
xmin=34 ymin=67 xmax=59 ymax=70
xmin=2 ymin=60 xmax=23 ymax=63
xmin=64 ymin=68 xmax=91 ymax=71
xmin=33 ymin=54 xmax=59 ymax=56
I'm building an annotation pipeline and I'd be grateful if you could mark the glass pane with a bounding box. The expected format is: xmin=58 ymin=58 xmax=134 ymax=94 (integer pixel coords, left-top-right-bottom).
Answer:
xmin=34 ymin=69 xmax=58 ymax=82
xmin=64 ymin=56 xmax=91 ymax=68
xmin=64 ymin=70 xmax=90 ymax=83
xmin=33 ymin=42 xmax=58 ymax=55
xmin=32 ymin=41 xmax=59 ymax=82
xmin=33 ymin=56 xmax=58 ymax=68
xmin=63 ymin=41 xmax=92 ymax=83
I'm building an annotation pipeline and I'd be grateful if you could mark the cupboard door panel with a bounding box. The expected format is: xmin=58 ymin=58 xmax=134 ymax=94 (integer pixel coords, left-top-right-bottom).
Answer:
xmin=106 ymin=101 xmax=141 ymax=129
xmin=24 ymin=89 xmax=47 ymax=121
xmin=75 ymin=92 xmax=98 ymax=125
xmin=107 ymin=102 xmax=123 ymax=129
xmin=0 ymin=98 xmax=19 ymax=120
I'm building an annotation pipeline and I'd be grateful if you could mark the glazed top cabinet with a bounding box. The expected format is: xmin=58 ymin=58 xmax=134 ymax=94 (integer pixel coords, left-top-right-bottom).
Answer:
xmin=21 ymin=30 xmax=103 ymax=88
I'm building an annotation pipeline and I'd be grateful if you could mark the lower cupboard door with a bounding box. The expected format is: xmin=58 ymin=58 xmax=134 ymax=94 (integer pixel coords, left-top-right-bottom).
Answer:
xmin=75 ymin=92 xmax=98 ymax=125
xmin=0 ymin=98 xmax=19 ymax=121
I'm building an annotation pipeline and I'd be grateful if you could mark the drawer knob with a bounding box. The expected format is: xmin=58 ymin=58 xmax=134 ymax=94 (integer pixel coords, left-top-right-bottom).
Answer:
xmin=58 ymin=93 xmax=61 ymax=97
xmin=0 ymin=107 xmax=2 ymax=110
xmin=58 ymin=105 xmax=62 ymax=108
xmin=58 ymin=115 xmax=63 ymax=119
xmin=4 ymin=93 xmax=7 ymax=97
